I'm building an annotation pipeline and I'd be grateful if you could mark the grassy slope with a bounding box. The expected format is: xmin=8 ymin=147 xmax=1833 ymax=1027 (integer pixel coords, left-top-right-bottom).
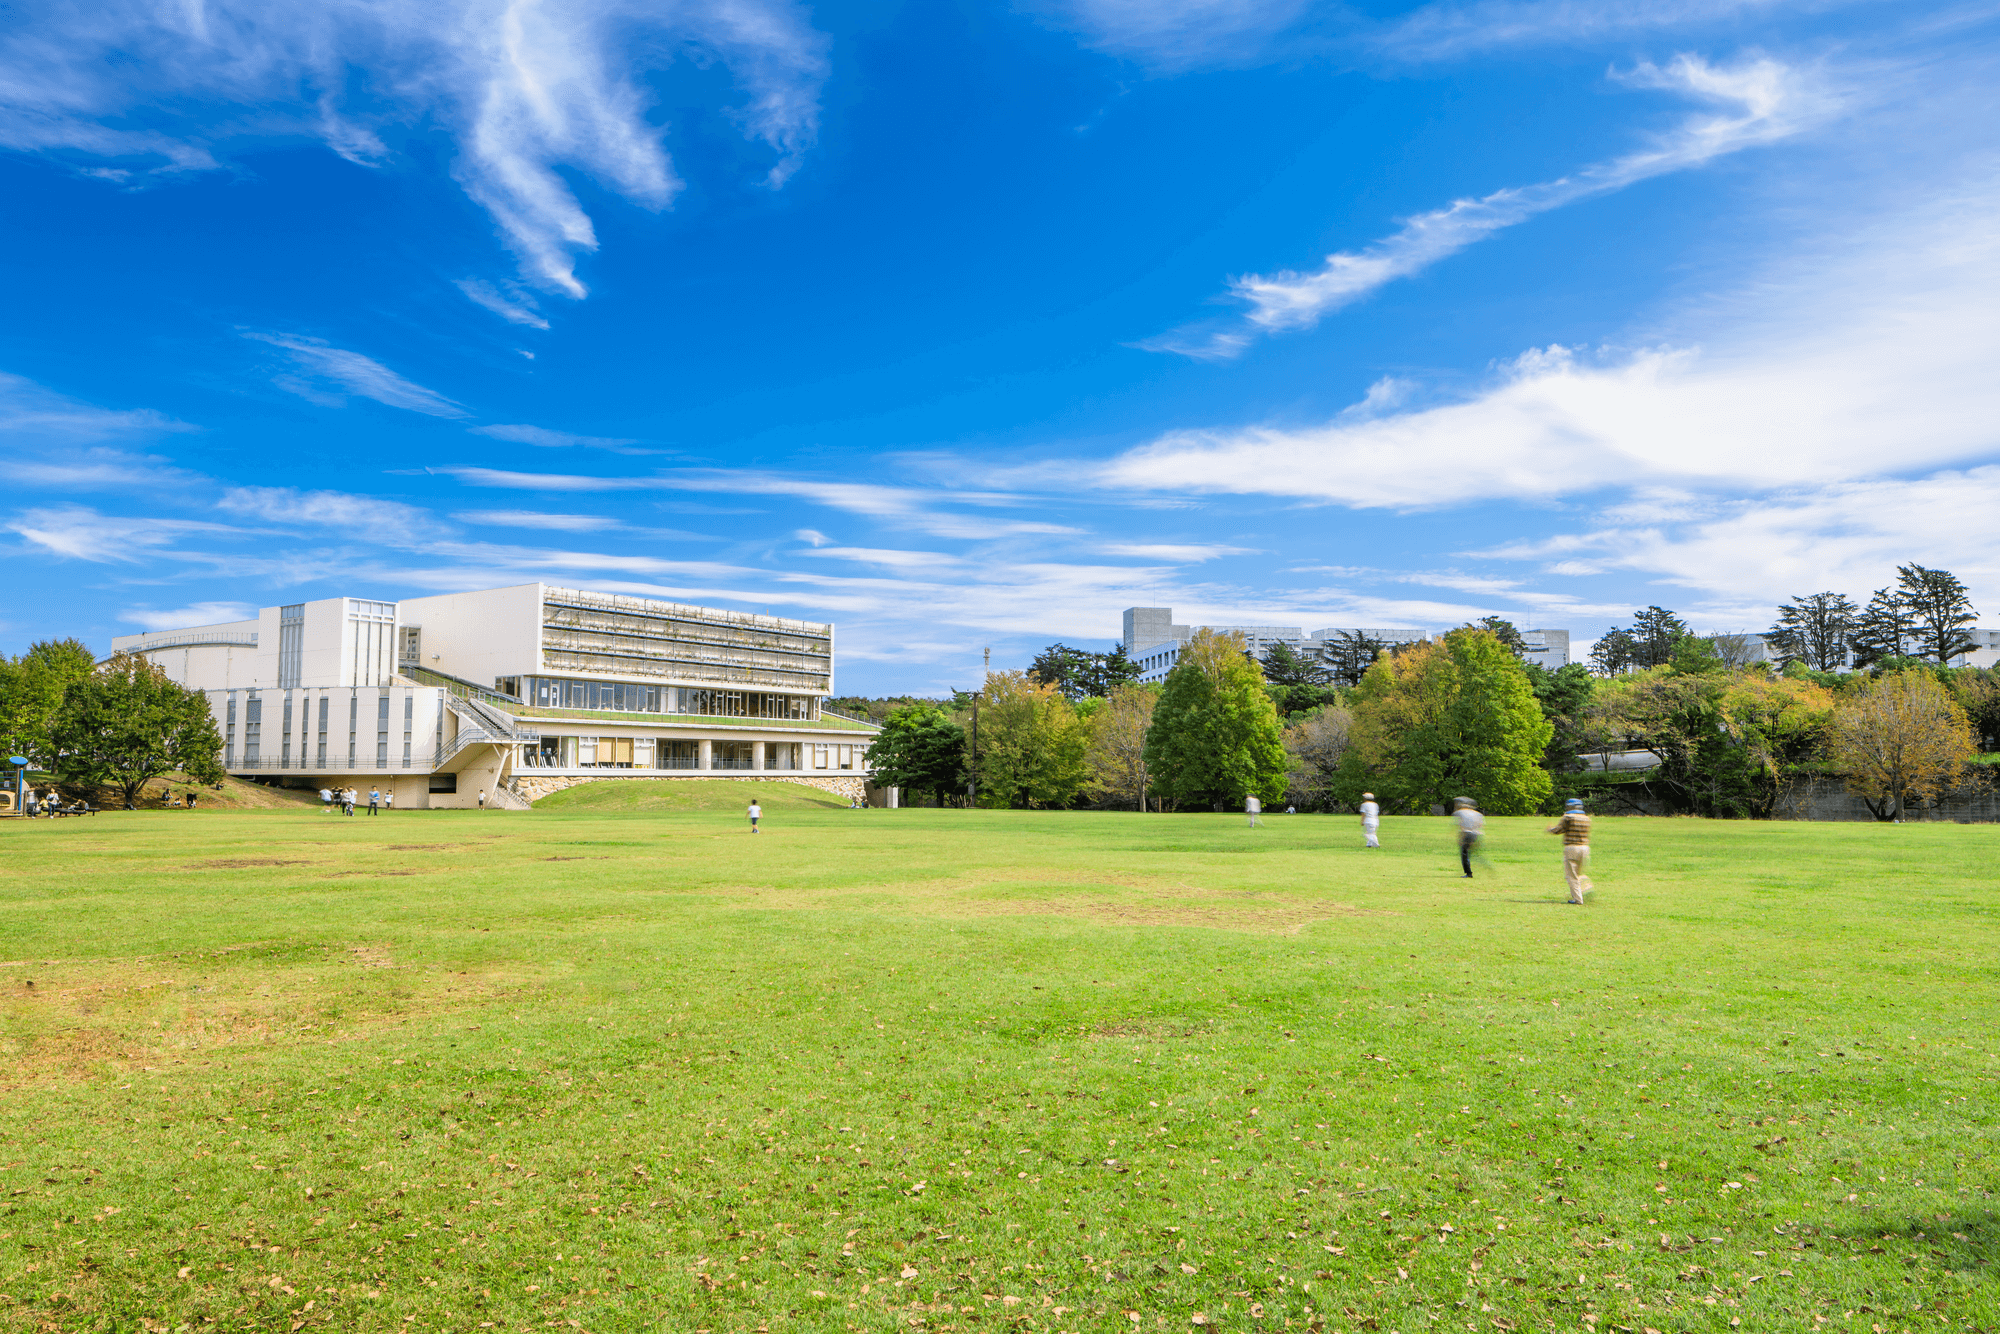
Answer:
xmin=0 ymin=809 xmax=1992 ymax=1334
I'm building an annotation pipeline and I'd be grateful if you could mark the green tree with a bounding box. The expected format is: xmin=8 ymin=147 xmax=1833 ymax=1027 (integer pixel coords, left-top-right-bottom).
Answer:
xmin=1345 ymin=628 xmax=1553 ymax=815
xmin=1631 ymin=606 xmax=1691 ymax=667
xmin=1085 ymin=644 xmax=1142 ymax=696
xmin=1026 ymin=644 xmax=1094 ymax=702
xmin=866 ymin=705 xmax=966 ymax=806
xmin=1142 ymin=629 xmax=1290 ymax=810
xmin=971 ymin=671 xmax=1091 ymax=809
xmin=1525 ymin=661 xmax=1597 ymax=804
xmin=1895 ymin=564 xmax=1978 ymax=665
xmin=1768 ymin=592 xmax=1857 ymax=672
xmin=1592 ymin=666 xmax=1833 ymax=817
xmin=1588 ymin=627 xmax=1639 ymax=675
xmin=1473 ymin=617 xmax=1527 ymax=654
xmin=1281 ymin=704 xmax=1353 ymax=811
xmin=1851 ymin=587 xmax=1918 ymax=668
xmin=1323 ymin=631 xmax=1387 ymax=687
xmin=0 ymin=638 xmax=98 ymax=767
xmin=48 ymin=654 xmax=224 ymax=808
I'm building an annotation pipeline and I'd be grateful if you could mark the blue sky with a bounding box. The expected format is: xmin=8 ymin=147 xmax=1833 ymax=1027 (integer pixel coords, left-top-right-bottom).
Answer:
xmin=3 ymin=0 xmax=1997 ymax=694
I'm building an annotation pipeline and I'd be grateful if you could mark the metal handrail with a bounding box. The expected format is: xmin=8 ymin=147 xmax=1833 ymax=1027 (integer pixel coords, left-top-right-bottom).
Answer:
xmin=405 ymin=665 xmax=523 ymax=710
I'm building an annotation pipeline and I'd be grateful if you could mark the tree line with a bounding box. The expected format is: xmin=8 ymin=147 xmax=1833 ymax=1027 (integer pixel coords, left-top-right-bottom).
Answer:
xmin=0 ymin=642 xmax=224 ymax=807
xmin=870 ymin=589 xmax=1996 ymax=822
xmin=1590 ymin=564 xmax=1979 ymax=675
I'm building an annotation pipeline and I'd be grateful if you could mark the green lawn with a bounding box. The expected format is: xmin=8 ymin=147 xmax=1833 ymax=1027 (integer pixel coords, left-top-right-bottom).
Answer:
xmin=0 ymin=806 xmax=1992 ymax=1334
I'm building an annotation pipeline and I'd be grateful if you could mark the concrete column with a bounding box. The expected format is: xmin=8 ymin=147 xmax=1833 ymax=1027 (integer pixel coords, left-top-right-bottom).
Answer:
xmin=753 ymin=740 xmax=767 ymax=771
xmin=698 ymin=738 xmax=713 ymax=770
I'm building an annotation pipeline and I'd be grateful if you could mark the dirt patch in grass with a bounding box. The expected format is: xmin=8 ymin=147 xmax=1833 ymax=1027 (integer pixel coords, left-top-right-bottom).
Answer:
xmin=0 ymin=945 xmax=532 ymax=1086
xmin=190 ymin=858 xmax=315 ymax=869
xmin=1090 ymin=1017 xmax=1217 ymax=1040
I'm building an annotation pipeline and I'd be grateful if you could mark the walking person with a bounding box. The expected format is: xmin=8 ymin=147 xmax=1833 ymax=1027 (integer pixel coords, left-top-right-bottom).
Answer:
xmin=320 ymin=787 xmax=333 ymax=815
xmin=1245 ymin=794 xmax=1261 ymax=828
xmin=477 ymin=789 xmax=487 ymax=811
xmin=747 ymin=798 xmax=762 ymax=833
xmin=1360 ymin=791 xmax=1380 ymax=849
xmin=342 ymin=787 xmax=355 ymax=817
xmin=1453 ymin=796 xmax=1484 ymax=878
xmin=384 ymin=790 xmax=393 ymax=812
xmin=1546 ymin=798 xmax=1593 ymax=903
xmin=367 ymin=786 xmax=381 ymax=816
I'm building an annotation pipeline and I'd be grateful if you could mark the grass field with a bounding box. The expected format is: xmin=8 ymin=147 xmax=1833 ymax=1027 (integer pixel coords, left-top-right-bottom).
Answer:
xmin=0 ymin=797 xmax=1993 ymax=1334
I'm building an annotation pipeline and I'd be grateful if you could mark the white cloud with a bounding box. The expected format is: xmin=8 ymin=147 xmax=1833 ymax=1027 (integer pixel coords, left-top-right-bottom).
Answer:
xmin=470 ymin=423 xmax=642 ymax=450
xmin=0 ymin=0 xmax=829 ymax=297
xmin=246 ymin=333 xmax=467 ymax=417
xmin=1025 ymin=0 xmax=1311 ymax=69
xmin=1153 ymin=54 xmax=1838 ymax=356
xmin=1098 ymin=177 xmax=2000 ymax=507
xmin=0 ymin=371 xmax=193 ymax=442
xmin=120 ymin=600 xmax=257 ymax=631
xmin=796 ymin=546 xmax=964 ymax=570
xmin=218 ymin=486 xmax=436 ymax=543
xmin=1474 ymin=467 xmax=2000 ymax=625
xmin=455 ymin=278 xmax=549 ymax=329
xmin=1098 ymin=541 xmax=1257 ymax=561
xmin=452 ymin=508 xmax=621 ymax=532
xmin=7 ymin=504 xmax=236 ymax=563
xmin=1370 ymin=0 xmax=1814 ymax=62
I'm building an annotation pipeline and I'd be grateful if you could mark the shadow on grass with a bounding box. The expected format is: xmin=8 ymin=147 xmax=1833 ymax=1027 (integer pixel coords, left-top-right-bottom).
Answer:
xmin=1817 ymin=1208 xmax=1998 ymax=1273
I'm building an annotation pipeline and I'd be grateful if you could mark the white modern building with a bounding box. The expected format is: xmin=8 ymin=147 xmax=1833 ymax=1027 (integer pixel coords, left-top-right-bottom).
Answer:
xmin=1122 ymin=607 xmax=1570 ymax=681
xmin=112 ymin=584 xmax=880 ymax=808
xmin=1736 ymin=627 xmax=2000 ymax=672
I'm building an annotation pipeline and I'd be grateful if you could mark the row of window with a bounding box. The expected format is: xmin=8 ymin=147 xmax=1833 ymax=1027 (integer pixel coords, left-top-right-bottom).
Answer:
xmin=518 ymin=737 xmax=860 ymax=771
xmin=224 ymin=690 xmax=437 ymax=767
xmin=509 ymin=675 xmax=818 ymax=720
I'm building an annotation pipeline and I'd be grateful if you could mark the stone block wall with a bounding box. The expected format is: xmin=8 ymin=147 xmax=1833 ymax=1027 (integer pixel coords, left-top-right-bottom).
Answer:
xmin=509 ymin=772 xmax=868 ymax=805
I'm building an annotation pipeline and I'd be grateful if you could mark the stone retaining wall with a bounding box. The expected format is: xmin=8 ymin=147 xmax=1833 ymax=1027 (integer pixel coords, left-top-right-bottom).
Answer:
xmin=510 ymin=772 xmax=868 ymax=804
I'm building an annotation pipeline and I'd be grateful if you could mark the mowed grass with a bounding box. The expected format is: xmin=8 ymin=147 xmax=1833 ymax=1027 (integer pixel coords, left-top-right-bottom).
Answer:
xmin=0 ymin=803 xmax=1993 ymax=1334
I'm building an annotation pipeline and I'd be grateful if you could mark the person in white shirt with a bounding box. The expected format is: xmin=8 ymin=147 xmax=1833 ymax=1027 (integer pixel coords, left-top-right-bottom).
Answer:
xmin=1359 ymin=791 xmax=1380 ymax=848
xmin=319 ymin=787 xmax=333 ymax=814
xmin=1453 ymin=796 xmax=1484 ymax=878
xmin=747 ymin=800 xmax=763 ymax=833
xmin=1245 ymin=795 xmax=1261 ymax=828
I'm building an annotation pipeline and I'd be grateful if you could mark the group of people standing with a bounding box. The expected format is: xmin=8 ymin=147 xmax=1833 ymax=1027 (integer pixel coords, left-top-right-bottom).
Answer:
xmin=319 ymin=786 xmax=391 ymax=816
xmin=1358 ymin=791 xmax=1594 ymax=904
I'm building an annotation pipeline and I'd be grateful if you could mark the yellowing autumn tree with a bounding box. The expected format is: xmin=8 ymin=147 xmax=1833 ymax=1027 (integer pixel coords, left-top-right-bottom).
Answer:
xmin=971 ymin=671 xmax=1092 ymax=809
xmin=1826 ymin=669 xmax=1976 ymax=820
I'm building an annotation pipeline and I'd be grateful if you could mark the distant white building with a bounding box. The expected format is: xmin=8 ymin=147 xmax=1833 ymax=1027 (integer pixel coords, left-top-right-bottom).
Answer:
xmin=1121 ymin=607 xmax=1570 ymax=682
xmin=112 ymin=583 xmax=880 ymax=808
xmin=1738 ymin=627 xmax=2000 ymax=672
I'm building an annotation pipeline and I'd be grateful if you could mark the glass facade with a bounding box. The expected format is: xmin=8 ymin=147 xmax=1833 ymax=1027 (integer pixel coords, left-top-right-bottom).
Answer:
xmin=347 ymin=599 xmax=397 ymax=688
xmin=712 ymin=741 xmax=754 ymax=770
xmin=539 ymin=588 xmax=832 ymax=696
xmin=277 ymin=605 xmax=304 ymax=689
xmin=521 ymin=675 xmax=815 ymax=720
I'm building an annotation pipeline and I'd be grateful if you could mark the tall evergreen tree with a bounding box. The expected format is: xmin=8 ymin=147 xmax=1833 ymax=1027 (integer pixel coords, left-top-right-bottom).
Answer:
xmin=1323 ymin=630 xmax=1387 ymax=687
xmin=1630 ymin=606 xmax=1690 ymax=668
xmin=1767 ymin=592 xmax=1858 ymax=671
xmin=1026 ymin=643 xmax=1094 ymax=701
xmin=1588 ymin=628 xmax=1639 ymax=675
xmin=1851 ymin=587 xmax=1919 ymax=668
xmin=1142 ymin=629 xmax=1289 ymax=809
xmin=1895 ymin=563 xmax=1978 ymax=665
xmin=1086 ymin=644 xmax=1142 ymax=696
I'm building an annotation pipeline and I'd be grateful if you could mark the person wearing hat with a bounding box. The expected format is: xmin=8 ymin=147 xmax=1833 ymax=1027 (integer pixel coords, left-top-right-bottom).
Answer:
xmin=1359 ymin=791 xmax=1380 ymax=849
xmin=1546 ymin=798 xmax=1593 ymax=903
xmin=1453 ymin=796 xmax=1484 ymax=878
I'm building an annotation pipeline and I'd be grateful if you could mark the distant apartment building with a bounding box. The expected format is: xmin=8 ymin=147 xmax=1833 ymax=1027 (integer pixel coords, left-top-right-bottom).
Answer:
xmin=113 ymin=583 xmax=879 ymax=808
xmin=1122 ymin=607 xmax=1570 ymax=681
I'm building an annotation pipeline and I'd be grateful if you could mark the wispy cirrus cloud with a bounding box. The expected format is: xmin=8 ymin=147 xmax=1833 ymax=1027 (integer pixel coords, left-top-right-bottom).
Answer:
xmin=1098 ymin=541 xmax=1257 ymax=561
xmin=246 ymin=333 xmax=467 ymax=417
xmin=451 ymin=509 xmax=623 ymax=533
xmin=7 ymin=504 xmax=237 ymax=563
xmin=1025 ymin=0 xmax=1313 ymax=69
xmin=470 ymin=423 xmax=646 ymax=451
xmin=217 ymin=486 xmax=436 ymax=543
xmin=1150 ymin=54 xmax=1840 ymax=358
xmin=455 ymin=279 xmax=550 ymax=330
xmin=119 ymin=600 xmax=257 ymax=631
xmin=0 ymin=0 xmax=828 ymax=299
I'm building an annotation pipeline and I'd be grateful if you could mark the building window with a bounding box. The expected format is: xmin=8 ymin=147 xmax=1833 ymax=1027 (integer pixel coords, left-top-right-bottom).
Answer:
xmin=317 ymin=696 xmax=329 ymax=765
xmin=281 ymin=694 xmax=293 ymax=765
xmin=519 ymin=675 xmax=814 ymax=720
xmin=347 ymin=600 xmax=396 ymax=688
xmin=348 ymin=695 xmax=358 ymax=765
xmin=429 ymin=772 xmax=458 ymax=794
xmin=278 ymin=605 xmax=304 ymax=689
xmin=225 ymin=695 xmax=237 ymax=764
xmin=524 ymin=737 xmax=564 ymax=767
xmin=244 ymin=695 xmax=262 ymax=763
xmin=712 ymin=741 xmax=754 ymax=770
xmin=403 ymin=694 xmax=413 ymax=766
xmin=577 ymin=736 xmax=597 ymax=766
xmin=812 ymin=744 xmax=828 ymax=770
xmin=658 ymin=739 xmax=699 ymax=770
xmin=590 ymin=737 xmax=634 ymax=768
xmin=838 ymin=745 xmax=854 ymax=771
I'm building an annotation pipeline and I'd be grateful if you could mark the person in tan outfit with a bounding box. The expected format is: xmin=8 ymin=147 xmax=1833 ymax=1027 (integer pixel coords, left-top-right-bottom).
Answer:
xmin=1546 ymin=797 xmax=1592 ymax=903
